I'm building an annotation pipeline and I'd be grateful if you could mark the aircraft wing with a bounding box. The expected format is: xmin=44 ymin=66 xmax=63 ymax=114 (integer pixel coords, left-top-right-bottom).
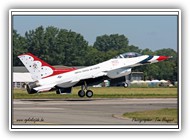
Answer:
xmin=91 ymin=71 xmax=107 ymax=78
xmin=70 ymin=71 xmax=107 ymax=82
xmin=36 ymin=69 xmax=108 ymax=90
xmin=68 ymin=71 xmax=107 ymax=86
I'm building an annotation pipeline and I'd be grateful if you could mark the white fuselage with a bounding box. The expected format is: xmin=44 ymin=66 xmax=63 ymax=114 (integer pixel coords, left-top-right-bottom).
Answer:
xmin=34 ymin=55 xmax=158 ymax=91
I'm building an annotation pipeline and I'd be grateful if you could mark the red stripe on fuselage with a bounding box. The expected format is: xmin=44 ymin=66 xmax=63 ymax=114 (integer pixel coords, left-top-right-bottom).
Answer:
xmin=42 ymin=67 xmax=77 ymax=79
xmin=156 ymin=56 xmax=169 ymax=61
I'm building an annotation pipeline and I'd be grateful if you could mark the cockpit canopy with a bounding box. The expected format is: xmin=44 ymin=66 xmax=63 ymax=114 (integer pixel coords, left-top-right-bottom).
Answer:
xmin=114 ymin=52 xmax=142 ymax=59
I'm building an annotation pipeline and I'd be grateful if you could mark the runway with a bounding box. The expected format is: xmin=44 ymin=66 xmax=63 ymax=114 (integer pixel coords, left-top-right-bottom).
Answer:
xmin=12 ymin=98 xmax=177 ymax=125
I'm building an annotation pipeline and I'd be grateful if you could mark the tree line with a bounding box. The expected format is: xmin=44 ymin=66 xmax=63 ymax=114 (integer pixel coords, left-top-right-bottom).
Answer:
xmin=13 ymin=26 xmax=178 ymax=82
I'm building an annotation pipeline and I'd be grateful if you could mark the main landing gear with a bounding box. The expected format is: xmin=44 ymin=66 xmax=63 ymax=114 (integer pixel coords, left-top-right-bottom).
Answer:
xmin=78 ymin=84 xmax=93 ymax=98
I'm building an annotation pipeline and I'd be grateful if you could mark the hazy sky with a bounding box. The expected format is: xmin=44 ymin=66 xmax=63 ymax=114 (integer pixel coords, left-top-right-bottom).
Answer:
xmin=13 ymin=15 xmax=178 ymax=51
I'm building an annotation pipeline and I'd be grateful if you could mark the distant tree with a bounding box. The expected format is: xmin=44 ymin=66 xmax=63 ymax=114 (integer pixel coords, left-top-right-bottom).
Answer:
xmin=43 ymin=26 xmax=60 ymax=64
xmin=23 ymin=26 xmax=88 ymax=66
xmin=63 ymin=30 xmax=88 ymax=66
xmin=141 ymin=48 xmax=154 ymax=55
xmin=154 ymin=48 xmax=178 ymax=82
xmin=154 ymin=48 xmax=177 ymax=58
xmin=12 ymin=26 xmax=178 ymax=82
xmin=25 ymin=26 xmax=45 ymax=57
xmin=93 ymin=34 xmax=129 ymax=52
xmin=135 ymin=48 xmax=178 ymax=81
xmin=13 ymin=30 xmax=27 ymax=66
xmin=84 ymin=47 xmax=105 ymax=66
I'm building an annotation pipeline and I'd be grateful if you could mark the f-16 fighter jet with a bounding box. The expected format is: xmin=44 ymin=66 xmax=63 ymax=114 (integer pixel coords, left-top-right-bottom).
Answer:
xmin=18 ymin=52 xmax=170 ymax=98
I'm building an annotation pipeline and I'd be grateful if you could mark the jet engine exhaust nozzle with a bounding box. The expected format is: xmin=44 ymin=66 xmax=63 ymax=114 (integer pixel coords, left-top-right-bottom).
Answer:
xmin=26 ymin=82 xmax=39 ymax=94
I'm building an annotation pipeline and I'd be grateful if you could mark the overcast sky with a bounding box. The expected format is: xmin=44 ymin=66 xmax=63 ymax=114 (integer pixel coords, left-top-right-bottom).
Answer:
xmin=13 ymin=15 xmax=178 ymax=51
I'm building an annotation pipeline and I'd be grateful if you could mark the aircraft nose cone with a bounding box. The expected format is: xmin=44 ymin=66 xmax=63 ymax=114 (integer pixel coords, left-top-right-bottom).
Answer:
xmin=156 ymin=56 xmax=169 ymax=61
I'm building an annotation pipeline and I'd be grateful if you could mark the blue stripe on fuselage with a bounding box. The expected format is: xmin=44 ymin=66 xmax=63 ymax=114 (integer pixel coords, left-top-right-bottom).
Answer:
xmin=139 ymin=56 xmax=153 ymax=64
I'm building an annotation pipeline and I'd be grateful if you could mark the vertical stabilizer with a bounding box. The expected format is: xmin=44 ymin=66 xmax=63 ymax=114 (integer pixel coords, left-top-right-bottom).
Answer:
xmin=18 ymin=53 xmax=55 ymax=81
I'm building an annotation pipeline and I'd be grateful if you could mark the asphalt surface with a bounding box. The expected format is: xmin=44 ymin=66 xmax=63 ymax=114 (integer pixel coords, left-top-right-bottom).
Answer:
xmin=12 ymin=98 xmax=177 ymax=125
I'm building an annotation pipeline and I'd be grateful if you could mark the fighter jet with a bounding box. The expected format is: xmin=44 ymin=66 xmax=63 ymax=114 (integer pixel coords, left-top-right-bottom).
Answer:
xmin=18 ymin=52 xmax=170 ymax=98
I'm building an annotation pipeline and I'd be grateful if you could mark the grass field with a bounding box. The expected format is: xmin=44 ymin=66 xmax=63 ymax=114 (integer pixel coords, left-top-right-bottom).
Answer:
xmin=123 ymin=108 xmax=178 ymax=123
xmin=12 ymin=87 xmax=177 ymax=99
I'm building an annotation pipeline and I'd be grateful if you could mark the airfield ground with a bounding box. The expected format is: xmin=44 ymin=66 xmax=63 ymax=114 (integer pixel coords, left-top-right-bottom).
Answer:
xmin=11 ymin=87 xmax=178 ymax=126
xmin=13 ymin=87 xmax=177 ymax=99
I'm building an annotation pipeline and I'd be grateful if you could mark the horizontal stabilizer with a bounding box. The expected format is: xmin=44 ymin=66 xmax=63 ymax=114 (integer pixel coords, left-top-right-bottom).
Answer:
xmin=33 ymin=84 xmax=56 ymax=92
